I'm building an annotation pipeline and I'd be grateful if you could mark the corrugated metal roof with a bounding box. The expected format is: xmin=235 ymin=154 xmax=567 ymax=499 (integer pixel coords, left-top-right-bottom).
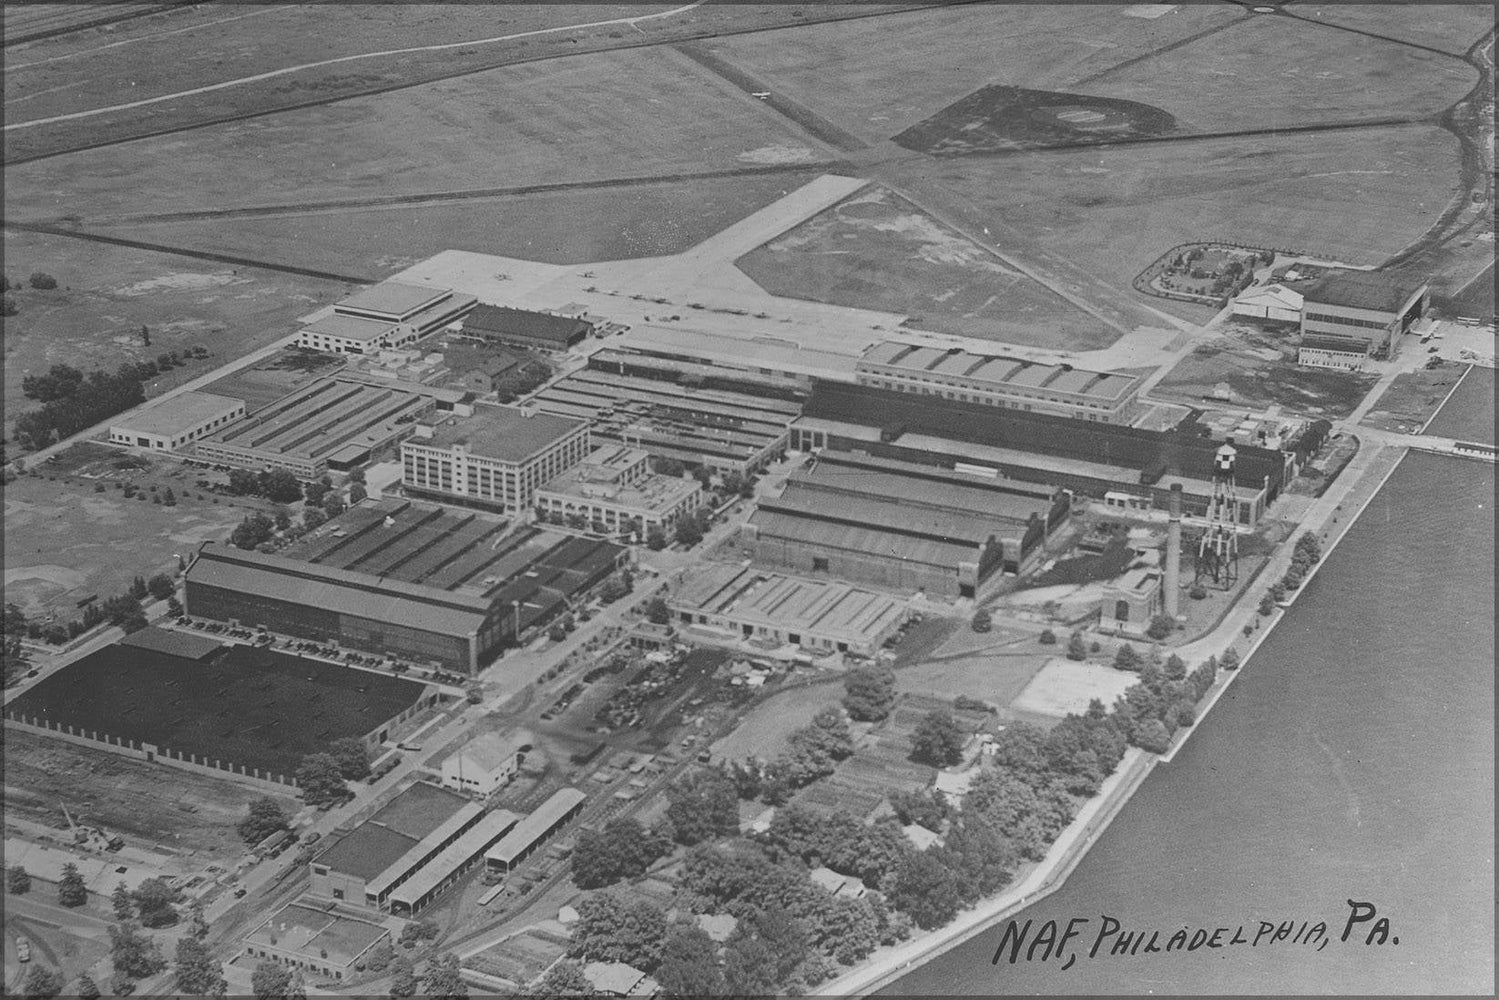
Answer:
xmin=485 ymin=788 xmax=586 ymax=865
xmin=1302 ymin=270 xmax=1427 ymax=314
xmin=388 ymin=810 xmax=521 ymax=906
xmin=750 ymin=509 xmax=979 ymax=568
xmin=464 ymin=304 xmax=591 ymax=344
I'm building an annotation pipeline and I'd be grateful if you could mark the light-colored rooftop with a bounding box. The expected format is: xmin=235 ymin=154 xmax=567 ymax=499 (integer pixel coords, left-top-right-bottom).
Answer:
xmin=485 ymin=787 xmax=586 ymax=866
xmin=302 ymin=313 xmax=399 ymax=343
xmin=448 ymin=731 xmax=528 ymax=775
xmin=387 ymin=809 xmax=521 ymax=908
xmin=419 ymin=406 xmax=586 ymax=463
xmin=111 ymin=390 xmax=243 ymax=438
xmin=671 ymin=564 xmax=909 ymax=645
xmin=537 ymin=470 xmax=699 ymax=511
xmin=621 ymin=325 xmax=861 ymax=381
xmin=244 ymin=903 xmax=388 ymax=967
xmin=337 ymin=281 xmax=453 ymax=321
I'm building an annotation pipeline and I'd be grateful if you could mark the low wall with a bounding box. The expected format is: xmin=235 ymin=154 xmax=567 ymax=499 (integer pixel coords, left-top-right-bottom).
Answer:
xmin=5 ymin=714 xmax=298 ymax=792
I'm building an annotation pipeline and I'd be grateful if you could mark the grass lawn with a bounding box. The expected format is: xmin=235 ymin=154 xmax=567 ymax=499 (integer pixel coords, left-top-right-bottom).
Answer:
xmin=1421 ymin=363 xmax=1496 ymax=443
xmin=708 ymin=681 xmax=845 ymax=762
xmin=3 ymin=461 xmax=247 ymax=617
xmin=1360 ymin=364 xmax=1469 ymax=434
xmin=1 ymin=230 xmax=350 ymax=430
xmin=1289 ymin=4 xmax=1497 ymax=54
xmin=1011 ymin=658 xmax=1137 ymax=718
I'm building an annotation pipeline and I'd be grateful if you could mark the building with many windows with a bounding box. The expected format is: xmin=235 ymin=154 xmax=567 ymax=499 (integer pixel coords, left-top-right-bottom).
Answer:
xmin=534 ymin=445 xmax=703 ymax=537
xmin=461 ymin=304 xmax=593 ymax=352
xmin=402 ymin=407 xmax=590 ymax=515
xmin=297 ymin=282 xmax=476 ymax=355
xmin=440 ymin=731 xmax=528 ymax=797
xmin=241 ymin=903 xmax=391 ymax=982
xmin=856 ymin=342 xmax=1144 ymax=424
xmin=108 ymin=391 xmax=246 ymax=452
xmin=1298 ymin=270 xmax=1429 ymax=368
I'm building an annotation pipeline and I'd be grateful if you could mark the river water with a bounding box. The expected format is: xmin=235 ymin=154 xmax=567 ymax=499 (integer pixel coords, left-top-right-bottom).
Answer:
xmin=885 ymin=450 xmax=1495 ymax=995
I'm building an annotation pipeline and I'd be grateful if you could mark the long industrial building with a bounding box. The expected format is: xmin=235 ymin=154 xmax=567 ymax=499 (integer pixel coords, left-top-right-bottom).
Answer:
xmin=791 ymin=382 xmax=1283 ymax=525
xmin=485 ymin=787 xmax=587 ymax=875
xmin=1297 ymin=269 xmax=1429 ymax=367
xmin=749 ymin=450 xmax=1068 ymax=598
xmin=530 ymin=366 xmax=800 ymax=474
xmin=183 ymin=500 xmax=628 ymax=672
xmin=297 ymin=281 xmax=476 ymax=355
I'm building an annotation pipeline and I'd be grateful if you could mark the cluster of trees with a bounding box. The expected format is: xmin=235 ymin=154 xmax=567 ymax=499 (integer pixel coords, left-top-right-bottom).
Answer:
xmin=571 ymin=816 xmax=673 ymax=889
xmin=385 ymin=951 xmax=465 ymax=998
xmin=112 ymin=877 xmax=185 ymax=928
xmin=227 ymin=468 xmax=305 ymax=504
xmin=7 ymin=864 xmax=32 ymax=895
xmin=757 ymin=805 xmax=912 ymax=890
xmin=109 ymin=919 xmax=168 ymax=992
xmin=910 ymin=709 xmax=967 ymax=766
xmin=664 ymin=767 xmax=740 ymax=846
xmin=842 ymin=666 xmax=896 ymax=722
xmin=642 ymin=596 xmax=671 ymax=625
xmin=596 ymin=570 xmax=633 ymax=605
xmin=672 ymin=506 xmax=715 ymax=548
xmin=238 ymin=796 xmax=291 ymax=846
xmin=14 ymin=365 xmax=146 ymax=452
xmin=1281 ymin=532 xmax=1322 ymax=592
xmin=493 ymin=360 xmax=552 ymax=404
xmin=1110 ymin=652 xmax=1220 ymax=753
xmin=725 ymin=707 xmax=855 ymax=805
xmin=294 ymin=739 xmax=369 ymax=805
xmin=11 ymin=584 xmax=153 ymax=649
xmin=250 ymin=962 xmax=308 ymax=1000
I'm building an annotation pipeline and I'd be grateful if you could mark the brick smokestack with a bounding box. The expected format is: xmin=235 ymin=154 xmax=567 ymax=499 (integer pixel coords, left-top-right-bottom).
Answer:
xmin=1165 ymin=483 xmax=1183 ymax=618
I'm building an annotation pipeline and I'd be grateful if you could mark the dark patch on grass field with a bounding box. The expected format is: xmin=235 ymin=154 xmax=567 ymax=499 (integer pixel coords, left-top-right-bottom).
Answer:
xmin=893 ymin=85 xmax=1177 ymax=157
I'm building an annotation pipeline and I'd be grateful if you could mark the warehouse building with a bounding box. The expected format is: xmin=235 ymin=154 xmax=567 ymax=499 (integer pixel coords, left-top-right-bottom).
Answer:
xmin=441 ymin=731 xmax=528 ymax=797
xmin=192 ymin=377 xmax=458 ymax=477
xmin=387 ymin=808 xmax=522 ymax=916
xmin=590 ymin=346 xmax=810 ymax=401
xmin=612 ymin=325 xmax=861 ymax=389
xmin=1298 ymin=269 xmax=1429 ymax=368
xmin=748 ymin=451 xmax=1067 ymax=598
xmin=534 ymin=444 xmax=703 ymax=537
xmin=298 ymin=282 xmax=476 ymax=355
xmin=791 ymin=382 xmax=1281 ymax=525
xmin=241 ymin=903 xmax=391 ymax=982
xmin=109 ymin=391 xmax=246 ymax=452
xmin=1231 ymin=283 xmax=1303 ymax=324
xmin=485 ymin=787 xmax=587 ymax=875
xmin=461 ymin=304 xmax=593 ymax=351
xmin=669 ymin=563 xmax=909 ymax=657
xmin=402 ymin=406 xmax=591 ymax=515
xmin=531 ymin=367 xmax=799 ymax=474
xmin=309 ymin=781 xmax=484 ymax=910
xmin=184 ymin=500 xmax=628 ymax=673
xmin=856 ymin=342 xmax=1144 ymax=424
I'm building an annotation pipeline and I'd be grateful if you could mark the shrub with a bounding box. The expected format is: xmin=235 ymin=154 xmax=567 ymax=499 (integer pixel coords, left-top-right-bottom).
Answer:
xmin=28 ymin=272 xmax=58 ymax=290
xmin=1189 ymin=584 xmax=1208 ymax=600
xmin=1038 ymin=629 xmax=1057 ymax=645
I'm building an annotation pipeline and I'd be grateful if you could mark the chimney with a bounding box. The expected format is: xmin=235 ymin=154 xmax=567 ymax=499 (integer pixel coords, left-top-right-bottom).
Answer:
xmin=1165 ymin=483 xmax=1183 ymax=619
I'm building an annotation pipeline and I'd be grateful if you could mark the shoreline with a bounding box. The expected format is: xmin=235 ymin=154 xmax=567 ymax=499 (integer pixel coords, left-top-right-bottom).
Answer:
xmin=815 ymin=438 xmax=1410 ymax=997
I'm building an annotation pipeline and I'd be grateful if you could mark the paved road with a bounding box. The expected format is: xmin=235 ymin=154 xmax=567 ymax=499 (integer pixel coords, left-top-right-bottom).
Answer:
xmin=3 ymin=2 xmax=708 ymax=132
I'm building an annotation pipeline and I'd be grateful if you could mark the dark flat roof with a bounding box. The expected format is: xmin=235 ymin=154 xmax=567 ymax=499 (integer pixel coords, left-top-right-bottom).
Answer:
xmin=118 ymin=626 xmax=224 ymax=660
xmin=463 ymin=304 xmax=591 ymax=345
xmin=1301 ymin=270 xmax=1428 ymax=314
xmin=421 ymin=406 xmax=585 ymax=463
xmin=314 ymin=824 xmax=419 ymax=883
xmin=366 ymin=781 xmax=470 ymax=841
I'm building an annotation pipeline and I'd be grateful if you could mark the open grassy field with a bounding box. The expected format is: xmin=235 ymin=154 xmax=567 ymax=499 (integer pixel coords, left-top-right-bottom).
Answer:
xmin=735 ymin=184 xmax=1114 ymax=349
xmin=889 ymin=123 xmax=1463 ymax=326
xmin=1011 ymin=658 xmax=1137 ymax=719
xmin=3 ymin=727 xmax=296 ymax=860
xmin=3 ymin=462 xmax=247 ymax=617
xmin=105 ymin=171 xmax=823 ymax=278
xmin=6 ymin=45 xmax=829 ymax=224
xmin=1423 ymin=363 xmax=1496 ymax=443
xmin=1088 ymin=13 xmax=1477 ymax=133
xmin=707 ymin=2 xmax=1242 ymax=144
xmin=2 ymin=3 xmax=894 ymax=162
xmin=1360 ymin=363 xmax=1470 ymax=434
xmin=1152 ymin=322 xmax=1379 ymax=418
xmin=1289 ymin=4 xmax=1496 ymax=55
xmin=1 ymin=230 xmax=349 ymax=428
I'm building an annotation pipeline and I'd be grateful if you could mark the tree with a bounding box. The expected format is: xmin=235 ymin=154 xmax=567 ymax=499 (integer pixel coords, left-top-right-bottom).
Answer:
xmin=109 ymin=921 xmax=167 ymax=980
xmin=1220 ymin=647 xmax=1240 ymax=671
xmin=130 ymin=575 xmax=150 ymax=600
xmin=911 ymin=710 xmax=966 ymax=766
xmin=303 ymin=476 xmax=333 ymax=507
xmin=238 ymin=797 xmax=290 ymax=845
xmin=252 ymin=961 xmax=292 ymax=1000
xmin=888 ymin=849 xmax=965 ymax=930
xmin=21 ymin=364 xmax=85 ymax=402
xmin=645 ymin=526 xmax=667 ymax=551
xmin=1113 ymin=643 xmax=1142 ymax=671
xmin=940 ymin=816 xmax=1016 ymax=903
xmin=421 ymin=952 xmax=467 ymax=999
xmin=569 ymin=892 xmax=668 ymax=973
xmin=573 ymin=817 xmax=670 ymax=889
xmin=842 ymin=665 xmax=896 ymax=722
xmin=889 ymin=789 xmax=950 ymax=832
xmin=188 ymin=900 xmax=210 ymax=941
xmin=301 ymin=507 xmax=327 ymax=532
xmin=7 ymin=864 xmax=31 ymax=895
xmin=1038 ymin=628 xmax=1057 ymax=645
xmin=227 ymin=468 xmax=260 ymax=495
xmin=673 ymin=517 xmax=703 ymax=547
xmin=665 ymin=767 xmax=739 ymax=846
xmin=112 ymin=880 xmax=135 ymax=919
xmin=322 ymin=492 xmax=346 ymax=518
xmin=174 ymin=936 xmax=226 ymax=996
xmin=20 ymin=965 xmax=62 ymax=1000
xmin=1133 ymin=718 xmax=1173 ymax=753
xmin=1146 ymin=614 xmax=1175 ymax=640
xmin=1164 ymin=653 xmax=1187 ymax=682
xmin=970 ymin=608 xmax=992 ymax=632
xmin=255 ymin=469 xmax=301 ymax=504
xmin=1065 ymin=631 xmax=1088 ymax=661
xmin=75 ymin=974 xmax=102 ymax=1000
xmin=231 ymin=512 xmax=275 ymax=550
xmin=58 ymin=862 xmax=88 ymax=907
xmin=389 ymin=954 xmax=418 ymax=999
xmin=296 ymin=753 xmax=349 ymax=806
xmin=1258 ymin=594 xmax=1277 ymax=616
xmin=656 ymin=924 xmax=725 ymax=997
xmin=531 ymin=959 xmax=593 ymax=996
xmin=131 ymin=877 xmax=179 ymax=928
xmin=723 ymin=906 xmax=807 ymax=995
xmin=643 ymin=596 xmax=671 ymax=625
xmin=349 ymin=483 xmax=368 ymax=504
xmin=28 ymin=272 xmax=58 ymax=290
xmin=146 ymin=573 xmax=175 ymax=601
xmin=328 ymin=736 xmax=372 ymax=781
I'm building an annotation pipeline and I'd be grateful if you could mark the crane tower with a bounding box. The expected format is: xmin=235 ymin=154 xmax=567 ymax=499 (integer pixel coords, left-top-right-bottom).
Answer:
xmin=1195 ymin=442 xmax=1240 ymax=587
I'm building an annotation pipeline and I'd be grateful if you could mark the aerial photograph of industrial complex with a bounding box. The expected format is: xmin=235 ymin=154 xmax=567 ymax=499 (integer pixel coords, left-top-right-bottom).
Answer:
xmin=1 ymin=1 xmax=1492 ymax=997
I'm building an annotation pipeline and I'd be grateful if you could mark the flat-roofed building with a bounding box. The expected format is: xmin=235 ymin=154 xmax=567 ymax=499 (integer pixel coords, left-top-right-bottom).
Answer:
xmin=309 ymin=781 xmax=483 ymax=910
xmin=616 ymin=325 xmax=861 ymax=387
xmin=583 ymin=961 xmax=659 ymax=998
xmin=484 ymin=787 xmax=586 ymax=874
xmin=1298 ymin=269 xmax=1429 ymax=365
xmin=669 ymin=563 xmax=909 ymax=657
xmin=440 ymin=731 xmax=528 ymax=796
xmin=184 ymin=500 xmax=628 ymax=673
xmin=241 ymin=902 xmax=391 ymax=982
xmin=792 ymin=381 xmax=1281 ymax=525
xmin=856 ymin=342 xmax=1143 ymax=424
xmin=386 ymin=808 xmax=521 ymax=916
xmin=109 ymin=391 xmax=246 ymax=451
xmin=535 ymin=444 xmax=703 ymax=537
xmin=532 ymin=366 xmax=799 ymax=474
xmin=402 ymin=406 xmax=590 ymax=515
xmin=1100 ymin=564 xmax=1164 ymax=635
xmin=748 ymin=450 xmax=1069 ymax=598
xmin=193 ymin=377 xmax=443 ymax=478
xmin=298 ymin=282 xmax=476 ymax=355
xmin=461 ymin=304 xmax=593 ymax=351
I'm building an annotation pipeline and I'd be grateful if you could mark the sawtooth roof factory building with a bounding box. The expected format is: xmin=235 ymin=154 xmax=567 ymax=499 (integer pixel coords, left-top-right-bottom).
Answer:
xmin=792 ymin=381 xmax=1284 ymax=526
xmin=749 ymin=450 xmax=1068 ymax=599
xmin=856 ymin=342 xmax=1144 ymax=424
xmin=183 ymin=499 xmax=628 ymax=673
